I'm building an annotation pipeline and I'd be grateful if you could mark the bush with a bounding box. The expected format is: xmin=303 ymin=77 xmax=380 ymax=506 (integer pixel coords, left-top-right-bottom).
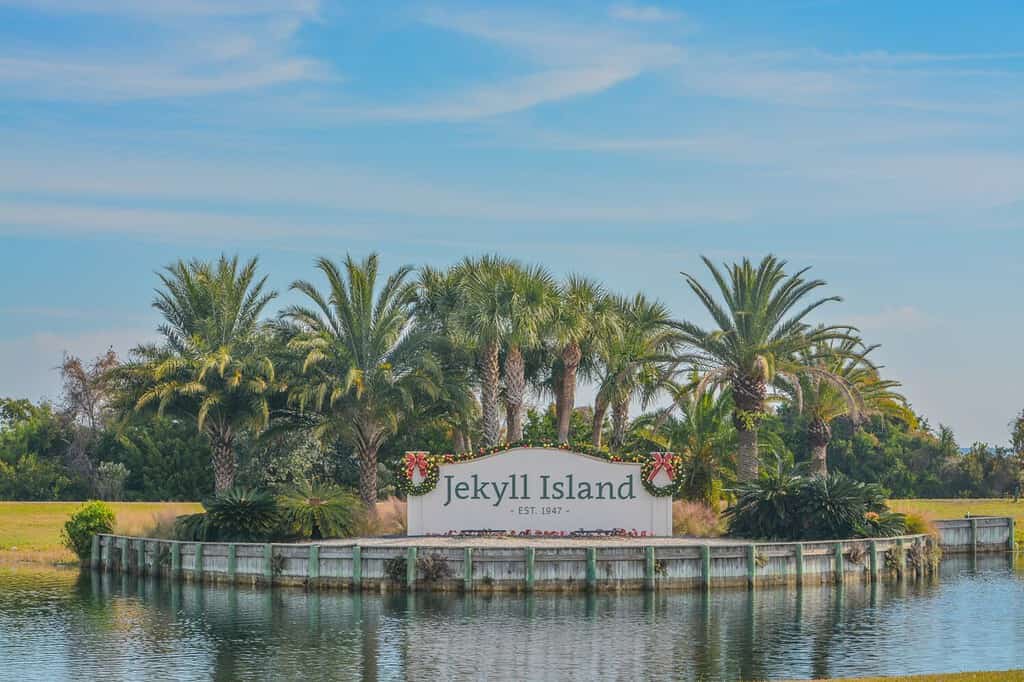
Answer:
xmin=277 ymin=481 xmax=363 ymax=540
xmin=903 ymin=511 xmax=938 ymax=537
xmin=725 ymin=460 xmax=907 ymax=541
xmin=357 ymin=497 xmax=407 ymax=536
xmin=0 ymin=453 xmax=75 ymax=500
xmin=175 ymin=487 xmax=280 ymax=542
xmin=672 ymin=501 xmax=725 ymax=537
xmin=94 ymin=461 xmax=129 ymax=501
xmin=61 ymin=501 xmax=115 ymax=562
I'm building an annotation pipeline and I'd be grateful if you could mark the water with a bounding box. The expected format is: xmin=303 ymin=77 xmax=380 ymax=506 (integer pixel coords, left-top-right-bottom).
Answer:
xmin=1 ymin=556 xmax=1022 ymax=681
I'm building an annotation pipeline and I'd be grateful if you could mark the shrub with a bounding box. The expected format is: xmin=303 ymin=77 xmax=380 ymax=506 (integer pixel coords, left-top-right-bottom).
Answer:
xmin=417 ymin=552 xmax=452 ymax=582
xmin=277 ymin=481 xmax=363 ymax=539
xmin=724 ymin=457 xmax=806 ymax=540
xmin=903 ymin=511 xmax=938 ymax=537
xmin=357 ymin=497 xmax=407 ymax=536
xmin=61 ymin=500 xmax=115 ymax=562
xmin=382 ymin=552 xmax=452 ymax=584
xmin=725 ymin=461 xmax=907 ymax=541
xmin=672 ymin=501 xmax=725 ymax=537
xmin=94 ymin=461 xmax=129 ymax=501
xmin=175 ymin=487 xmax=280 ymax=542
xmin=384 ymin=555 xmax=407 ymax=583
xmin=139 ymin=510 xmax=180 ymax=540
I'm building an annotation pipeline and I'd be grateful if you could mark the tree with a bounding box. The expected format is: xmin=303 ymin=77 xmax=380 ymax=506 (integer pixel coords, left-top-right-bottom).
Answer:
xmin=498 ymin=263 xmax=556 ymax=442
xmin=550 ymin=276 xmax=616 ymax=444
xmin=415 ymin=265 xmax=479 ymax=452
xmin=59 ymin=350 xmax=120 ymax=483
xmin=672 ymin=255 xmax=854 ymax=481
xmin=122 ymin=255 xmax=279 ymax=493
xmin=633 ymin=382 xmax=736 ymax=507
xmin=283 ymin=254 xmax=441 ymax=510
xmin=785 ymin=336 xmax=912 ymax=476
xmin=454 ymin=255 xmax=513 ymax=446
xmin=591 ymin=293 xmax=678 ymax=448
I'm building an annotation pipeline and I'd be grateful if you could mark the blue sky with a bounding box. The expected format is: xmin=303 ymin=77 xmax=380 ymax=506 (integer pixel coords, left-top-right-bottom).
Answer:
xmin=1 ymin=1 xmax=1023 ymax=446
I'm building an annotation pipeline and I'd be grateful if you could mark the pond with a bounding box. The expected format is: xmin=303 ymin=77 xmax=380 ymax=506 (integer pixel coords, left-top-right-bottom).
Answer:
xmin=1 ymin=555 xmax=1021 ymax=681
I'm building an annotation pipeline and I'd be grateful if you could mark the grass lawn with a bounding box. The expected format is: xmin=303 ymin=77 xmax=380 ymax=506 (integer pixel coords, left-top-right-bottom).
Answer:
xmin=0 ymin=501 xmax=201 ymax=564
xmin=819 ymin=672 xmax=1024 ymax=681
xmin=889 ymin=498 xmax=1024 ymax=544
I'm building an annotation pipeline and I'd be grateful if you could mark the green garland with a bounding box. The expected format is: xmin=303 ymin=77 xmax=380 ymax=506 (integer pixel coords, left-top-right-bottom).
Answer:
xmin=396 ymin=441 xmax=682 ymax=498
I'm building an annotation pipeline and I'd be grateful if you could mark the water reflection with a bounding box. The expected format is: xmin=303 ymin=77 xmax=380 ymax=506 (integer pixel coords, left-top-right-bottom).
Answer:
xmin=1 ymin=555 xmax=1021 ymax=681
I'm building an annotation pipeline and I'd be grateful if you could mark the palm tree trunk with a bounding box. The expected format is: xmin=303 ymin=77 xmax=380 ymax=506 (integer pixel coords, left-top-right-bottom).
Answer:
xmin=736 ymin=428 xmax=758 ymax=482
xmin=557 ymin=342 xmax=582 ymax=443
xmin=209 ymin=426 xmax=235 ymax=494
xmin=479 ymin=339 xmax=501 ymax=446
xmin=357 ymin=443 xmax=379 ymax=513
xmin=808 ymin=417 xmax=832 ymax=477
xmin=592 ymin=396 xmax=608 ymax=447
xmin=732 ymin=374 xmax=766 ymax=482
xmin=611 ymin=398 xmax=628 ymax=449
xmin=453 ymin=429 xmax=466 ymax=453
xmin=504 ymin=345 xmax=526 ymax=442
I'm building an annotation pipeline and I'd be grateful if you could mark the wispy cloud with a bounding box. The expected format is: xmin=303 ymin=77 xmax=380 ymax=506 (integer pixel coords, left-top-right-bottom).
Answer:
xmin=0 ymin=0 xmax=324 ymax=99
xmin=344 ymin=7 xmax=682 ymax=121
xmin=608 ymin=4 xmax=685 ymax=24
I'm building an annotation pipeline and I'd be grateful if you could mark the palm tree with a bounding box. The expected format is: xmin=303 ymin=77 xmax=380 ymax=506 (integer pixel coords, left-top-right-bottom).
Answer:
xmin=125 ymin=255 xmax=279 ymax=493
xmin=591 ymin=294 xmax=679 ymax=448
xmin=500 ymin=263 xmax=557 ymax=442
xmin=550 ymin=276 xmax=617 ymax=444
xmin=453 ymin=256 xmax=556 ymax=446
xmin=672 ymin=255 xmax=855 ymax=481
xmin=784 ymin=336 xmax=912 ymax=476
xmin=634 ymin=382 xmax=736 ymax=507
xmin=415 ymin=265 xmax=479 ymax=451
xmin=283 ymin=254 xmax=441 ymax=510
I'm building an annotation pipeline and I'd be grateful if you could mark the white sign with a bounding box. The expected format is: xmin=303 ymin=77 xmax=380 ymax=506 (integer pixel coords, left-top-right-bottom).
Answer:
xmin=406 ymin=447 xmax=672 ymax=536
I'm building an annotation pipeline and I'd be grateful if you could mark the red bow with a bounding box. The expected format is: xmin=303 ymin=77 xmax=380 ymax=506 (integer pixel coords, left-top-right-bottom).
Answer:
xmin=647 ymin=452 xmax=675 ymax=482
xmin=405 ymin=451 xmax=430 ymax=479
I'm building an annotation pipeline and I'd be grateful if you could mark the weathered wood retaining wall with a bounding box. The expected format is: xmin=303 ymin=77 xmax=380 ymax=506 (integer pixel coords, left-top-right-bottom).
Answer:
xmin=91 ymin=533 xmax=938 ymax=593
xmin=92 ymin=518 xmax=1011 ymax=593
xmin=933 ymin=516 xmax=1014 ymax=553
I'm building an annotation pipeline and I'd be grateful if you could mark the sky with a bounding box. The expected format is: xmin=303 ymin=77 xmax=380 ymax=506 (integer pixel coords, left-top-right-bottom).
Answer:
xmin=1 ymin=1 xmax=1023 ymax=446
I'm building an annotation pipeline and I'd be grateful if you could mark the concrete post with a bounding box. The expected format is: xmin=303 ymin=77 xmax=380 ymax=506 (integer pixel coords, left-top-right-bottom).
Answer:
xmin=970 ymin=518 xmax=978 ymax=554
xmin=462 ymin=548 xmax=472 ymax=592
xmin=263 ymin=543 xmax=273 ymax=581
xmin=120 ymin=536 xmax=128 ymax=571
xmin=644 ymin=546 xmax=656 ymax=591
xmin=747 ymin=545 xmax=757 ymax=589
xmin=701 ymin=545 xmax=711 ymax=590
xmin=525 ymin=547 xmax=535 ymax=591
xmin=406 ymin=547 xmax=418 ymax=590
xmin=138 ymin=539 xmax=147 ymax=575
xmin=227 ymin=544 xmax=237 ymax=580
xmin=586 ymin=547 xmax=598 ymax=590
xmin=90 ymin=535 xmax=100 ymax=570
xmin=194 ymin=542 xmax=204 ymax=580
xmin=352 ymin=545 xmax=362 ymax=590
xmin=834 ymin=543 xmax=844 ymax=584
xmin=795 ymin=543 xmax=804 ymax=586
xmin=869 ymin=541 xmax=878 ymax=582
xmin=309 ymin=545 xmax=320 ymax=581
xmin=171 ymin=542 xmax=181 ymax=579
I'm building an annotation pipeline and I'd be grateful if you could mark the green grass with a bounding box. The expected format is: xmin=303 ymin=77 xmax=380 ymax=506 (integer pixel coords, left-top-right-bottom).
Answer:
xmin=818 ymin=672 xmax=1024 ymax=681
xmin=0 ymin=501 xmax=201 ymax=564
xmin=889 ymin=498 xmax=1024 ymax=544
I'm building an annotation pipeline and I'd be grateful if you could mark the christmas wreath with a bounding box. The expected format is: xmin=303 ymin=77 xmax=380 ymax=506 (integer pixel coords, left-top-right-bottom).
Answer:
xmin=395 ymin=441 xmax=682 ymax=497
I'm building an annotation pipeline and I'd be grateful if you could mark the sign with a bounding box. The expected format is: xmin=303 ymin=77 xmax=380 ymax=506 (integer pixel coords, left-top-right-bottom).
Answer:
xmin=406 ymin=447 xmax=673 ymax=536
